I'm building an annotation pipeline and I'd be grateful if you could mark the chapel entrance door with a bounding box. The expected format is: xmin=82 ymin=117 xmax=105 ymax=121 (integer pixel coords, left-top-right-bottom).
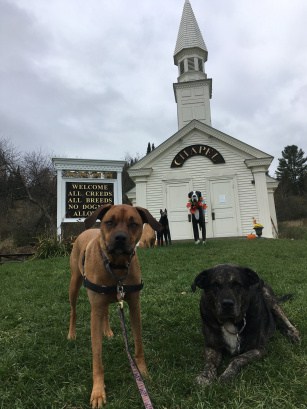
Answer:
xmin=209 ymin=178 xmax=239 ymax=237
xmin=166 ymin=181 xmax=192 ymax=240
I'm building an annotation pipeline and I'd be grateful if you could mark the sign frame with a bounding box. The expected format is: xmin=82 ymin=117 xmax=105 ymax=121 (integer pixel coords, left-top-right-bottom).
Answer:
xmin=52 ymin=158 xmax=125 ymax=236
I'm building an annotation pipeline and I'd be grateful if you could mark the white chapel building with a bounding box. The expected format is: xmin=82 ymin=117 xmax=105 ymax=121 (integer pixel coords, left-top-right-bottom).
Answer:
xmin=127 ymin=0 xmax=278 ymax=240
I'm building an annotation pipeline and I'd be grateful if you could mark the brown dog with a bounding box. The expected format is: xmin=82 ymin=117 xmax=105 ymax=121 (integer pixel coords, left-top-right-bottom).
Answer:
xmin=138 ymin=224 xmax=156 ymax=248
xmin=67 ymin=204 xmax=161 ymax=408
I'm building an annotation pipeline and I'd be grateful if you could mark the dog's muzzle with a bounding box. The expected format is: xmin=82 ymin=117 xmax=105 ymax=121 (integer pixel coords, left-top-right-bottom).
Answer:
xmin=192 ymin=194 xmax=198 ymax=202
xmin=108 ymin=232 xmax=133 ymax=255
xmin=216 ymin=297 xmax=241 ymax=322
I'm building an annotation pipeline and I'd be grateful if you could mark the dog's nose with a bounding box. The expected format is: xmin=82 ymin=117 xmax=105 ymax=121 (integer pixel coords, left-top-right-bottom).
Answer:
xmin=114 ymin=233 xmax=127 ymax=245
xmin=222 ymin=299 xmax=235 ymax=309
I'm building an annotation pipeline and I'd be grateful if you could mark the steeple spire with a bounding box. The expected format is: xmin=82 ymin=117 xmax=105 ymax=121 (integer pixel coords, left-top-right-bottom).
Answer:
xmin=174 ymin=0 xmax=208 ymax=66
xmin=173 ymin=1 xmax=212 ymax=129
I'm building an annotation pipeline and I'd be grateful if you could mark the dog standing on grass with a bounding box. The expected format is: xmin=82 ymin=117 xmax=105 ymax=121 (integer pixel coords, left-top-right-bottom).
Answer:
xmin=157 ymin=209 xmax=172 ymax=246
xmin=67 ymin=204 xmax=161 ymax=408
xmin=192 ymin=264 xmax=300 ymax=384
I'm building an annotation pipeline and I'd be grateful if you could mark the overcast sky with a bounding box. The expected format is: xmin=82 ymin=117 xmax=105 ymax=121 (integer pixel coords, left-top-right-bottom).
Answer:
xmin=1 ymin=0 xmax=307 ymax=175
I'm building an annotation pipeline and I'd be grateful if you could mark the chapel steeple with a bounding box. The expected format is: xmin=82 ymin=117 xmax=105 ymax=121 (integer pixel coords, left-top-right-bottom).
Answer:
xmin=173 ymin=0 xmax=212 ymax=129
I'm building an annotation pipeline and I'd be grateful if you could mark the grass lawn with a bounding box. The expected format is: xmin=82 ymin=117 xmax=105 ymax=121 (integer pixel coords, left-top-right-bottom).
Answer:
xmin=0 ymin=238 xmax=306 ymax=409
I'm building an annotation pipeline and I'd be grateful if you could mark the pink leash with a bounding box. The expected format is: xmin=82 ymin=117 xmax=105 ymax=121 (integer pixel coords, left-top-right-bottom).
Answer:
xmin=118 ymin=301 xmax=155 ymax=409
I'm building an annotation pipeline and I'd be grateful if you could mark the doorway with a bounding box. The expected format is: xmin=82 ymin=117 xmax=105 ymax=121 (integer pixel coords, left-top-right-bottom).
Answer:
xmin=165 ymin=181 xmax=192 ymax=240
xmin=209 ymin=178 xmax=239 ymax=237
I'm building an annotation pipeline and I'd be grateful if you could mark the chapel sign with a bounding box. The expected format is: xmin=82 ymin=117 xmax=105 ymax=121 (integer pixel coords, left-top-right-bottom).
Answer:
xmin=65 ymin=182 xmax=114 ymax=218
xmin=171 ymin=144 xmax=225 ymax=168
xmin=52 ymin=158 xmax=125 ymax=237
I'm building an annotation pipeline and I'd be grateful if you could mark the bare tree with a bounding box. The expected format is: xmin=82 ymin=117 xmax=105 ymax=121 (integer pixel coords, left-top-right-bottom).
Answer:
xmin=0 ymin=139 xmax=57 ymax=245
xmin=21 ymin=150 xmax=57 ymax=226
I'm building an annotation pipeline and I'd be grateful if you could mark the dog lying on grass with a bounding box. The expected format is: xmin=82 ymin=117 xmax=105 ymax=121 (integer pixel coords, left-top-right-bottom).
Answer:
xmin=191 ymin=264 xmax=300 ymax=384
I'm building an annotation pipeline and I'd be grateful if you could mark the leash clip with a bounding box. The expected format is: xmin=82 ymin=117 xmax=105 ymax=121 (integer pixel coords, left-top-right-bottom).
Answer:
xmin=117 ymin=283 xmax=125 ymax=303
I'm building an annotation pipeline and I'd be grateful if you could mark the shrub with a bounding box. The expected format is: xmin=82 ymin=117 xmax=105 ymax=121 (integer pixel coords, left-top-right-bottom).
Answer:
xmin=34 ymin=233 xmax=72 ymax=259
xmin=278 ymin=221 xmax=307 ymax=240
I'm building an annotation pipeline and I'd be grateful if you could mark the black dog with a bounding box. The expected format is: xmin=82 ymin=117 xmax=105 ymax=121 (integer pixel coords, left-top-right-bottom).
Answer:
xmin=157 ymin=209 xmax=172 ymax=246
xmin=187 ymin=191 xmax=206 ymax=244
xmin=191 ymin=264 xmax=300 ymax=384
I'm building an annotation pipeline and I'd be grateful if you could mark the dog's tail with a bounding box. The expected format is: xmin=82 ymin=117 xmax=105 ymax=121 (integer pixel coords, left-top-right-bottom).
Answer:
xmin=277 ymin=294 xmax=294 ymax=303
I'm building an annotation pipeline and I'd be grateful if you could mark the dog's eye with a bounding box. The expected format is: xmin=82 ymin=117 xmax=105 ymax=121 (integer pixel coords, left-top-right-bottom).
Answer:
xmin=129 ymin=222 xmax=139 ymax=228
xmin=104 ymin=220 xmax=114 ymax=227
xmin=210 ymin=282 xmax=222 ymax=290
xmin=230 ymin=281 xmax=241 ymax=289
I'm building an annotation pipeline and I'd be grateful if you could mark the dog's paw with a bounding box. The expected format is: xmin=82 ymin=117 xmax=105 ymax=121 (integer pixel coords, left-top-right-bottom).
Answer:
xmin=287 ymin=328 xmax=301 ymax=344
xmin=135 ymin=359 xmax=149 ymax=377
xmin=103 ymin=328 xmax=114 ymax=338
xmin=196 ymin=373 xmax=214 ymax=386
xmin=90 ymin=387 xmax=106 ymax=408
xmin=67 ymin=331 xmax=76 ymax=341
xmin=218 ymin=369 xmax=235 ymax=383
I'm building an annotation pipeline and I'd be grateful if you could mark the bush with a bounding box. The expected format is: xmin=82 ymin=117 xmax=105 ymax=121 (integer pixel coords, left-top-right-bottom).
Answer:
xmin=34 ymin=233 xmax=72 ymax=259
xmin=275 ymin=194 xmax=307 ymax=221
xmin=278 ymin=220 xmax=307 ymax=240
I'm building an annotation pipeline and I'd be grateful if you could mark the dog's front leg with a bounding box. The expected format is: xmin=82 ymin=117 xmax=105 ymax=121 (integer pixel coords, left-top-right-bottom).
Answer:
xmin=197 ymin=347 xmax=222 ymax=385
xmin=126 ymin=293 xmax=148 ymax=376
xmin=219 ymin=348 xmax=264 ymax=382
xmin=90 ymin=304 xmax=107 ymax=408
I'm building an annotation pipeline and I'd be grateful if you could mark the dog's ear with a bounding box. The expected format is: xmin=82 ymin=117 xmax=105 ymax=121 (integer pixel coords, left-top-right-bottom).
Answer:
xmin=135 ymin=206 xmax=162 ymax=232
xmin=188 ymin=191 xmax=193 ymax=198
xmin=240 ymin=267 xmax=264 ymax=288
xmin=196 ymin=191 xmax=202 ymax=198
xmin=191 ymin=269 xmax=212 ymax=292
xmin=160 ymin=209 xmax=163 ymax=214
xmin=84 ymin=204 xmax=112 ymax=230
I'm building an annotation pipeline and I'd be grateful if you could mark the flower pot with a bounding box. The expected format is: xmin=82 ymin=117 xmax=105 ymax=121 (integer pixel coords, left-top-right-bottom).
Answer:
xmin=254 ymin=227 xmax=263 ymax=237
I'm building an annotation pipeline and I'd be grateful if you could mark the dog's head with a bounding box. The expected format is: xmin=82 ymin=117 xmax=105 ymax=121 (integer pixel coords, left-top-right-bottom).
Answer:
xmin=192 ymin=264 xmax=263 ymax=324
xmin=160 ymin=208 xmax=168 ymax=218
xmin=188 ymin=191 xmax=202 ymax=203
xmin=84 ymin=204 xmax=161 ymax=256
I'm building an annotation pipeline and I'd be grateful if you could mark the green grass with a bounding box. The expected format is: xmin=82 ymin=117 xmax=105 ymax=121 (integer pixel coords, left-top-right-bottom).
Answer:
xmin=0 ymin=238 xmax=306 ymax=409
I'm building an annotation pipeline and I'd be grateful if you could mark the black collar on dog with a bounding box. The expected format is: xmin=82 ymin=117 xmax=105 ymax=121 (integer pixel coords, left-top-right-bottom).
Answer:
xmin=100 ymin=248 xmax=135 ymax=284
xmin=81 ymin=249 xmax=141 ymax=296
xmin=83 ymin=276 xmax=144 ymax=295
